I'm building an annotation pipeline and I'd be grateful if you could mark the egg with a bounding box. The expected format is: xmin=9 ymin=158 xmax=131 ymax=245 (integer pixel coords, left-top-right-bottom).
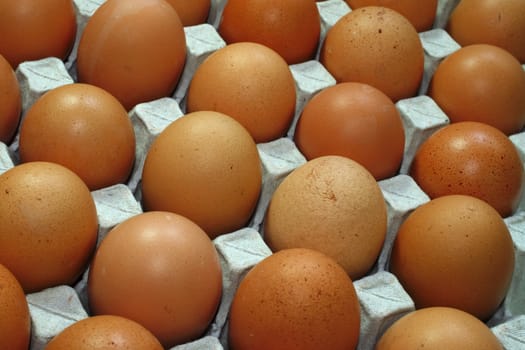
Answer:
xmin=376 ymin=307 xmax=503 ymax=349
xmin=228 ymin=248 xmax=361 ymax=350
xmin=447 ymin=0 xmax=525 ymax=63
xmin=0 ymin=0 xmax=77 ymax=68
xmin=18 ymin=83 xmax=136 ymax=191
xmin=0 ymin=161 xmax=98 ymax=293
xmin=88 ymin=211 xmax=222 ymax=348
xmin=218 ymin=0 xmax=321 ymax=64
xmin=45 ymin=315 xmax=163 ymax=349
xmin=320 ymin=6 xmax=424 ymax=101
xmin=0 ymin=54 xmax=21 ymax=144
xmin=0 ymin=264 xmax=31 ymax=350
xmin=390 ymin=195 xmax=515 ymax=320
xmin=345 ymin=0 xmax=438 ymax=32
xmin=294 ymin=82 xmax=405 ymax=180
xmin=264 ymin=155 xmax=387 ymax=280
xmin=410 ymin=121 xmax=524 ymax=217
xmin=429 ymin=44 xmax=525 ymax=135
xmin=186 ymin=42 xmax=296 ymax=143
xmin=142 ymin=111 xmax=262 ymax=238
xmin=165 ymin=0 xmax=211 ymax=26
xmin=77 ymin=0 xmax=187 ymax=110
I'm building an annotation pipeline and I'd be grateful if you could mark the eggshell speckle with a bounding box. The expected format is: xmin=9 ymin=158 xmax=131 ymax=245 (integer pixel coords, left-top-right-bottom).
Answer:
xmin=390 ymin=195 xmax=515 ymax=320
xmin=88 ymin=211 xmax=222 ymax=348
xmin=141 ymin=111 xmax=262 ymax=239
xmin=0 ymin=161 xmax=98 ymax=293
xmin=228 ymin=248 xmax=360 ymax=350
xmin=0 ymin=264 xmax=31 ymax=350
xmin=19 ymin=83 xmax=136 ymax=190
xmin=264 ymin=155 xmax=387 ymax=280
xmin=376 ymin=307 xmax=504 ymax=350
xmin=410 ymin=121 xmax=524 ymax=217
xmin=320 ymin=6 xmax=424 ymax=101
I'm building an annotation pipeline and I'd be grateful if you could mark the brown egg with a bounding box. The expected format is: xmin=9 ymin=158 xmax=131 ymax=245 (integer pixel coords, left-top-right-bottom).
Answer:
xmin=228 ymin=248 xmax=361 ymax=350
xmin=0 ymin=54 xmax=21 ymax=144
xmin=447 ymin=0 xmax=525 ymax=63
xmin=0 ymin=161 xmax=98 ymax=293
xmin=320 ymin=6 xmax=424 ymax=102
xmin=218 ymin=0 xmax=321 ymax=64
xmin=77 ymin=0 xmax=187 ymax=110
xmin=88 ymin=211 xmax=222 ymax=348
xmin=410 ymin=121 xmax=524 ymax=217
xmin=264 ymin=155 xmax=387 ymax=280
xmin=345 ymin=0 xmax=438 ymax=32
xmin=0 ymin=0 xmax=77 ymax=68
xmin=376 ymin=307 xmax=503 ymax=349
xmin=390 ymin=195 xmax=515 ymax=321
xmin=45 ymin=315 xmax=163 ymax=350
xmin=141 ymin=111 xmax=262 ymax=239
xmin=165 ymin=0 xmax=211 ymax=26
xmin=19 ymin=83 xmax=136 ymax=191
xmin=186 ymin=42 xmax=296 ymax=143
xmin=294 ymin=82 xmax=405 ymax=180
xmin=0 ymin=264 xmax=31 ymax=350
xmin=428 ymin=44 xmax=525 ymax=135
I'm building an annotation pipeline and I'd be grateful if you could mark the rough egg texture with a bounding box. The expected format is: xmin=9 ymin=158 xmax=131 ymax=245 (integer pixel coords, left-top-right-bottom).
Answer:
xmin=376 ymin=307 xmax=504 ymax=349
xmin=186 ymin=42 xmax=296 ymax=143
xmin=44 ymin=315 xmax=164 ymax=350
xmin=345 ymin=0 xmax=438 ymax=32
xmin=0 ymin=161 xmax=98 ymax=293
xmin=429 ymin=44 xmax=525 ymax=135
xmin=390 ymin=195 xmax=515 ymax=321
xmin=0 ymin=0 xmax=77 ymax=69
xmin=264 ymin=155 xmax=387 ymax=280
xmin=320 ymin=6 xmax=424 ymax=101
xmin=410 ymin=121 xmax=524 ymax=218
xmin=18 ymin=83 xmax=136 ymax=191
xmin=228 ymin=248 xmax=360 ymax=350
xmin=218 ymin=0 xmax=321 ymax=64
xmin=447 ymin=0 xmax=525 ymax=63
xmin=165 ymin=0 xmax=211 ymax=26
xmin=0 ymin=54 xmax=21 ymax=144
xmin=0 ymin=264 xmax=31 ymax=350
xmin=141 ymin=111 xmax=262 ymax=239
xmin=77 ymin=0 xmax=187 ymax=110
xmin=294 ymin=82 xmax=405 ymax=180
xmin=88 ymin=211 xmax=222 ymax=348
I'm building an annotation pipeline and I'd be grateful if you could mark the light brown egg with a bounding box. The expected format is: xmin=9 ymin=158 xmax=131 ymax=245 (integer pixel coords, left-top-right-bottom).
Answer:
xmin=186 ymin=42 xmax=296 ymax=143
xmin=0 ymin=0 xmax=77 ymax=68
xmin=320 ymin=6 xmax=424 ymax=101
xmin=0 ymin=161 xmax=98 ymax=293
xmin=77 ymin=0 xmax=187 ymax=110
xmin=294 ymin=82 xmax=405 ymax=180
xmin=218 ymin=0 xmax=321 ymax=64
xmin=45 ymin=315 xmax=163 ymax=350
xmin=0 ymin=54 xmax=21 ymax=144
xmin=19 ymin=83 xmax=136 ymax=191
xmin=141 ymin=111 xmax=262 ymax=239
xmin=376 ymin=307 xmax=503 ymax=349
xmin=390 ymin=195 xmax=515 ymax=321
xmin=345 ymin=0 xmax=438 ymax=32
xmin=88 ymin=211 xmax=222 ymax=348
xmin=165 ymin=0 xmax=211 ymax=26
xmin=447 ymin=0 xmax=525 ymax=63
xmin=264 ymin=155 xmax=387 ymax=280
xmin=228 ymin=248 xmax=361 ymax=350
xmin=410 ymin=121 xmax=524 ymax=217
xmin=428 ymin=44 xmax=525 ymax=135
xmin=0 ymin=264 xmax=31 ymax=350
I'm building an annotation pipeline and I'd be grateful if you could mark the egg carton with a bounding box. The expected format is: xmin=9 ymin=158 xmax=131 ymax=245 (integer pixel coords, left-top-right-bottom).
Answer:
xmin=1 ymin=0 xmax=524 ymax=349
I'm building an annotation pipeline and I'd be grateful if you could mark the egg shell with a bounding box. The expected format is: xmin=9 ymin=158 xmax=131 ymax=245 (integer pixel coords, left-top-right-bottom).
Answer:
xmin=165 ymin=0 xmax=211 ymax=27
xmin=0 ymin=54 xmax=21 ymax=144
